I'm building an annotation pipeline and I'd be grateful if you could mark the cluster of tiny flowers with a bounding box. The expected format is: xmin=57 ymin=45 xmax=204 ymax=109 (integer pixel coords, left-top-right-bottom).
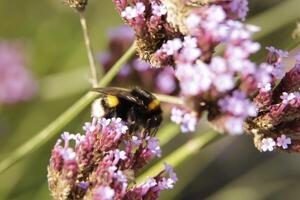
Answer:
xmin=162 ymin=2 xmax=269 ymax=135
xmin=0 ymin=42 xmax=37 ymax=105
xmin=243 ymin=51 xmax=300 ymax=152
xmin=261 ymin=135 xmax=292 ymax=152
xmin=112 ymin=0 xmax=181 ymax=67
xmin=48 ymin=117 xmax=177 ymax=200
xmin=218 ymin=91 xmax=257 ymax=135
xmin=170 ymin=107 xmax=198 ymax=133
xmin=112 ymin=0 xmax=300 ymax=153
xmin=98 ymin=25 xmax=178 ymax=94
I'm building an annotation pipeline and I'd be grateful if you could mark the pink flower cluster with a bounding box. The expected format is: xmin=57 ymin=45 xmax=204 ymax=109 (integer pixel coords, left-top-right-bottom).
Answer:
xmin=112 ymin=0 xmax=300 ymax=153
xmin=0 ymin=42 xmax=37 ymax=105
xmin=98 ymin=25 xmax=178 ymax=94
xmin=48 ymin=117 xmax=177 ymax=200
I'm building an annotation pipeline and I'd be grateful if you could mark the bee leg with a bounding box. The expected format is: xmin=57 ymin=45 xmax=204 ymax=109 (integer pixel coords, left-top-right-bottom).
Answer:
xmin=103 ymin=107 xmax=117 ymax=119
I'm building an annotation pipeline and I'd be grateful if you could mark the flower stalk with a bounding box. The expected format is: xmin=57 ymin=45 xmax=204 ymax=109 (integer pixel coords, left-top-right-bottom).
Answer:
xmin=79 ymin=12 xmax=101 ymax=86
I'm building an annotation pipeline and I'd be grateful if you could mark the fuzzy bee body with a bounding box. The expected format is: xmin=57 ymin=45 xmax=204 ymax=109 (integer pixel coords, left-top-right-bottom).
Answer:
xmin=92 ymin=87 xmax=163 ymax=134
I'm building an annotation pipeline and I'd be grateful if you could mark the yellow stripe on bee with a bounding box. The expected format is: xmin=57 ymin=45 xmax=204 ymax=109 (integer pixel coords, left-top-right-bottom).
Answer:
xmin=107 ymin=95 xmax=119 ymax=107
xmin=148 ymin=99 xmax=160 ymax=110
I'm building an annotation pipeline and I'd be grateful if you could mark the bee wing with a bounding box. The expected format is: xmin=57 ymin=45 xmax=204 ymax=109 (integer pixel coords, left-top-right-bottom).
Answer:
xmin=91 ymin=87 xmax=143 ymax=106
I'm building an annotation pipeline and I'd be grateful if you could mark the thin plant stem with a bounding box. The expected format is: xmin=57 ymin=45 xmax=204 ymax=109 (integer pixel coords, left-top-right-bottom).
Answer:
xmin=79 ymin=12 xmax=101 ymax=86
xmin=0 ymin=42 xmax=136 ymax=175
xmin=137 ymin=130 xmax=221 ymax=183
xmin=154 ymin=93 xmax=184 ymax=105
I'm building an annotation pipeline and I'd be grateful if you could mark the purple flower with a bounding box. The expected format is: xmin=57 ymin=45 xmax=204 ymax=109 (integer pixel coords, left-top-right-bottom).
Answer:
xmin=151 ymin=2 xmax=167 ymax=16
xmin=121 ymin=6 xmax=138 ymax=20
xmin=185 ymin=13 xmax=202 ymax=31
xmin=161 ymin=38 xmax=183 ymax=56
xmin=280 ymin=92 xmax=296 ymax=105
xmin=225 ymin=117 xmax=244 ymax=135
xmin=213 ymin=73 xmax=235 ymax=92
xmin=230 ymin=0 xmax=249 ymax=21
xmin=121 ymin=3 xmax=145 ymax=20
xmin=48 ymin=117 xmax=177 ymax=199
xmin=180 ymin=113 xmax=198 ymax=133
xmin=132 ymin=58 xmax=151 ymax=71
xmin=175 ymin=62 xmax=213 ymax=95
xmin=147 ymin=137 xmax=162 ymax=157
xmin=0 ymin=42 xmax=37 ymax=105
xmin=131 ymin=135 xmax=142 ymax=146
xmin=108 ymin=25 xmax=134 ymax=41
xmin=171 ymin=108 xmax=198 ymax=133
xmin=276 ymin=135 xmax=292 ymax=149
xmin=155 ymin=67 xmax=177 ymax=94
xmin=135 ymin=2 xmax=146 ymax=15
xmin=79 ymin=181 xmax=89 ymax=189
xmin=206 ymin=5 xmax=226 ymax=23
xmin=171 ymin=107 xmax=184 ymax=124
xmin=266 ymin=46 xmax=288 ymax=66
xmin=164 ymin=163 xmax=178 ymax=183
xmin=255 ymin=63 xmax=274 ymax=88
xmin=93 ymin=186 xmax=115 ymax=200
xmin=261 ymin=138 xmax=276 ymax=152
xmin=219 ymin=91 xmax=257 ymax=118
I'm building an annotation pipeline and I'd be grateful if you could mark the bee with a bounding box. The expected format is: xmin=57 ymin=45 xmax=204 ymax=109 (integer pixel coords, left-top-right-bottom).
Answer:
xmin=91 ymin=87 xmax=163 ymax=134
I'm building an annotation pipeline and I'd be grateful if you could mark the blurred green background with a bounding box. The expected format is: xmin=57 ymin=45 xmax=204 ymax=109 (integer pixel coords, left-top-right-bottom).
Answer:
xmin=0 ymin=0 xmax=300 ymax=199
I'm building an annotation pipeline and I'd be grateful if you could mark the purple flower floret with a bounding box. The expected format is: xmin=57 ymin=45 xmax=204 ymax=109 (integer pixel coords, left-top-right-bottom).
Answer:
xmin=261 ymin=138 xmax=276 ymax=152
xmin=276 ymin=135 xmax=292 ymax=149
xmin=171 ymin=108 xmax=198 ymax=133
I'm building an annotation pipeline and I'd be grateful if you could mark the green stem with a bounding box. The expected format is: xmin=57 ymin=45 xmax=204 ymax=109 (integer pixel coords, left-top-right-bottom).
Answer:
xmin=249 ymin=0 xmax=300 ymax=41
xmin=0 ymin=42 xmax=136 ymax=175
xmin=154 ymin=94 xmax=184 ymax=105
xmin=157 ymin=123 xmax=180 ymax=147
xmin=98 ymin=41 xmax=136 ymax=87
xmin=136 ymin=130 xmax=221 ymax=183
xmin=79 ymin=12 xmax=100 ymax=86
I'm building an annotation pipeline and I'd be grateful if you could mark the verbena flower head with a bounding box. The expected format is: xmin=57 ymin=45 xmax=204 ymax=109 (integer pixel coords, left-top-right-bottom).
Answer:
xmin=112 ymin=0 xmax=300 ymax=154
xmin=0 ymin=42 xmax=37 ymax=105
xmin=98 ymin=25 xmax=178 ymax=94
xmin=48 ymin=117 xmax=176 ymax=199
xmin=244 ymin=52 xmax=300 ymax=153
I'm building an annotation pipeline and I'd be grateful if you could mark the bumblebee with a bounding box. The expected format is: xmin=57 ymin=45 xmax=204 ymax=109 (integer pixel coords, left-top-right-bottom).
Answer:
xmin=92 ymin=87 xmax=163 ymax=134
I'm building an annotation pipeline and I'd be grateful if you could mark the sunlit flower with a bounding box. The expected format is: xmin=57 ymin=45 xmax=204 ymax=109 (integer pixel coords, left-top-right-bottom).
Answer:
xmin=276 ymin=135 xmax=292 ymax=149
xmin=261 ymin=138 xmax=276 ymax=152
